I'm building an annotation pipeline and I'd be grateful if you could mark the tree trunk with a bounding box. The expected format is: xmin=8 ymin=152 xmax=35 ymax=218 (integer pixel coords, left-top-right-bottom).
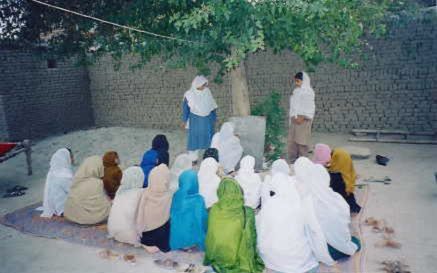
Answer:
xmin=230 ymin=61 xmax=251 ymax=116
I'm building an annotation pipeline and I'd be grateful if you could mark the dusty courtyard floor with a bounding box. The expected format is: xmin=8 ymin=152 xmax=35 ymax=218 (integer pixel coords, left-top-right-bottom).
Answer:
xmin=0 ymin=127 xmax=436 ymax=273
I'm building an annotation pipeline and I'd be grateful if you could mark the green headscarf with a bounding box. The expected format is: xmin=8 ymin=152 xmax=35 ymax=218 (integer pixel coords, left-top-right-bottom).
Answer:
xmin=204 ymin=178 xmax=264 ymax=273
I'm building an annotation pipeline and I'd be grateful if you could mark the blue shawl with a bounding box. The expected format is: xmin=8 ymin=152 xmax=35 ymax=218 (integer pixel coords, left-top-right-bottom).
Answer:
xmin=170 ymin=170 xmax=208 ymax=250
xmin=140 ymin=149 xmax=158 ymax=188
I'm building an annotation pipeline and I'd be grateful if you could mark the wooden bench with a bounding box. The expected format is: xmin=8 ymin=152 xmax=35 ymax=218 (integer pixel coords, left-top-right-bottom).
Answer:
xmin=0 ymin=140 xmax=32 ymax=175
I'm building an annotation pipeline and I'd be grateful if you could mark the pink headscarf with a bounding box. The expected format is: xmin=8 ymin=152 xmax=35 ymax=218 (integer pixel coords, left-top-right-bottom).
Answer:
xmin=312 ymin=143 xmax=332 ymax=166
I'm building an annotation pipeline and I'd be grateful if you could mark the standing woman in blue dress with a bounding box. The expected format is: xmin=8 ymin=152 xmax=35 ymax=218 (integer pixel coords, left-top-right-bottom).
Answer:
xmin=182 ymin=75 xmax=218 ymax=163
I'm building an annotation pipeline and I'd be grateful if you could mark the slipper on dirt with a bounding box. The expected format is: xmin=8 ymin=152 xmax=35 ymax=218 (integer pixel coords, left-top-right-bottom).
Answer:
xmin=7 ymin=185 xmax=28 ymax=193
xmin=154 ymin=259 xmax=179 ymax=270
xmin=3 ymin=191 xmax=25 ymax=198
xmin=376 ymin=155 xmax=389 ymax=166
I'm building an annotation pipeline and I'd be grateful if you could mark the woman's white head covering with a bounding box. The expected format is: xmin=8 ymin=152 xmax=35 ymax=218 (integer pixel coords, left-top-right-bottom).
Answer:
xmin=294 ymin=157 xmax=358 ymax=256
xmin=184 ymin=75 xmax=218 ymax=117
xmin=169 ymin=153 xmax=192 ymax=191
xmin=301 ymin=71 xmax=314 ymax=92
xmin=272 ymin=159 xmax=290 ymax=175
xmin=108 ymin=187 xmax=144 ymax=246
xmin=198 ymin=158 xmax=221 ymax=208
xmin=257 ymin=171 xmax=320 ymax=273
xmin=210 ymin=122 xmax=243 ymax=173
xmin=235 ymin=155 xmax=261 ymax=209
xmin=41 ymin=148 xmax=74 ymax=218
xmin=116 ymin=166 xmax=144 ymax=196
xmin=260 ymin=159 xmax=290 ymax=205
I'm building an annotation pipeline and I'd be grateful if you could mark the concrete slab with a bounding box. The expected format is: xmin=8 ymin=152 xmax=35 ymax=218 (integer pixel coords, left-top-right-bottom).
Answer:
xmin=229 ymin=116 xmax=266 ymax=170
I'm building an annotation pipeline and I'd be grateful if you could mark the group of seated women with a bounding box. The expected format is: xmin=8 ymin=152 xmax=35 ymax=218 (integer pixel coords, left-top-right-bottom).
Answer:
xmin=40 ymin=134 xmax=362 ymax=273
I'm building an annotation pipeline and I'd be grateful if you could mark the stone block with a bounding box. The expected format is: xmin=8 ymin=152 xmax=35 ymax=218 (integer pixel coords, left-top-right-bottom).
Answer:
xmin=229 ymin=115 xmax=266 ymax=170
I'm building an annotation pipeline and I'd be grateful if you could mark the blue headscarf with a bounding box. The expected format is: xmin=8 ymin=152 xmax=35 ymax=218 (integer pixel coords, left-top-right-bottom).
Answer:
xmin=140 ymin=149 xmax=158 ymax=188
xmin=170 ymin=170 xmax=208 ymax=250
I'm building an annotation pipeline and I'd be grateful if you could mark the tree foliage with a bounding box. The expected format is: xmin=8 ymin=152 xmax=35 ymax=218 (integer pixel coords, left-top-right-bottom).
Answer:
xmin=0 ymin=0 xmax=419 ymax=75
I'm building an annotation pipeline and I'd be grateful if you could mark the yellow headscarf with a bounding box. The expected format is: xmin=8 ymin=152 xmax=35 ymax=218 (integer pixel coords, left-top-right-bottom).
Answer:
xmin=328 ymin=148 xmax=357 ymax=194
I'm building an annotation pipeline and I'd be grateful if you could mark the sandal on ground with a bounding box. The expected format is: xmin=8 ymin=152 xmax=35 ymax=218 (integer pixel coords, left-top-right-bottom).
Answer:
xmin=154 ymin=258 xmax=179 ymax=269
xmin=3 ymin=191 xmax=25 ymax=198
xmin=6 ymin=185 xmax=28 ymax=193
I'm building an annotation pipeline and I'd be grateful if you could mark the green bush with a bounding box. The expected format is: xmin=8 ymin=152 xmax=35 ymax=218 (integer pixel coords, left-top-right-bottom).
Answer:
xmin=252 ymin=91 xmax=286 ymax=163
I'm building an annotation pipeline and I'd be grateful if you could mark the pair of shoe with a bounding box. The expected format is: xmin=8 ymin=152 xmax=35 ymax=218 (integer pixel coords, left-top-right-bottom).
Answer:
xmin=3 ymin=185 xmax=28 ymax=198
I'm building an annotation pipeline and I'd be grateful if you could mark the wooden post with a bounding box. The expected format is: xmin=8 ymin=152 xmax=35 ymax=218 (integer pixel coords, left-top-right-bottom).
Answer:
xmin=23 ymin=139 xmax=32 ymax=176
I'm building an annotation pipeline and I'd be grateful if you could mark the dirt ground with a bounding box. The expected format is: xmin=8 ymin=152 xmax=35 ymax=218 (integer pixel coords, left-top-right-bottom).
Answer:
xmin=1 ymin=127 xmax=436 ymax=273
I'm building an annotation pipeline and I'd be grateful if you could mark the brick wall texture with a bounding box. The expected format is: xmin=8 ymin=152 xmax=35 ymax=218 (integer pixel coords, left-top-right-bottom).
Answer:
xmin=0 ymin=50 xmax=94 ymax=141
xmin=1 ymin=19 xmax=436 ymax=141
xmin=88 ymin=20 xmax=437 ymax=133
xmin=0 ymin=95 xmax=9 ymax=140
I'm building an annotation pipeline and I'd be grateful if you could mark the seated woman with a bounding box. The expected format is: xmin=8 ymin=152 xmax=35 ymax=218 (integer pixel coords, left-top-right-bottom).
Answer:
xmin=203 ymin=147 xmax=219 ymax=162
xmin=261 ymin=159 xmax=290 ymax=205
xmin=136 ymin=164 xmax=173 ymax=253
xmin=198 ymin=158 xmax=221 ymax=208
xmin=257 ymin=168 xmax=322 ymax=273
xmin=204 ymin=178 xmax=264 ymax=273
xmin=140 ymin=134 xmax=170 ymax=188
xmin=211 ymin=122 xmax=243 ymax=174
xmin=235 ymin=155 xmax=262 ymax=209
xmin=102 ymin=151 xmax=123 ymax=199
xmin=40 ymin=148 xmax=74 ymax=218
xmin=170 ymin=170 xmax=208 ymax=251
xmin=295 ymin=157 xmax=361 ymax=261
xmin=108 ymin=166 xmax=144 ymax=245
xmin=313 ymin=144 xmax=361 ymax=213
xmin=169 ymin=153 xmax=192 ymax=191
xmin=64 ymin=156 xmax=111 ymax=225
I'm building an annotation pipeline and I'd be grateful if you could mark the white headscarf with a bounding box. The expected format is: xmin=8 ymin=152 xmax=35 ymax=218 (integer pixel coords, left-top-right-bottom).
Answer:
xmin=169 ymin=154 xmax=192 ymax=191
xmin=295 ymin=157 xmax=358 ymax=256
xmin=261 ymin=159 xmax=290 ymax=204
xmin=184 ymin=75 xmax=218 ymax=117
xmin=116 ymin=166 xmax=144 ymax=196
xmin=198 ymin=158 xmax=221 ymax=208
xmin=108 ymin=187 xmax=144 ymax=246
xmin=211 ymin=122 xmax=243 ymax=173
xmin=301 ymin=71 xmax=314 ymax=92
xmin=293 ymin=158 xmax=335 ymax=266
xmin=41 ymin=148 xmax=74 ymax=218
xmin=289 ymin=71 xmax=316 ymax=119
xmin=235 ymin=155 xmax=262 ymax=209
xmin=110 ymin=166 xmax=145 ymax=245
xmin=257 ymin=172 xmax=319 ymax=273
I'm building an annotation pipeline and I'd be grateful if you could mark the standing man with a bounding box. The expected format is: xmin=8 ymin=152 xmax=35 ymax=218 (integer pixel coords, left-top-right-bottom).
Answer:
xmin=288 ymin=71 xmax=315 ymax=163
xmin=182 ymin=75 xmax=218 ymax=163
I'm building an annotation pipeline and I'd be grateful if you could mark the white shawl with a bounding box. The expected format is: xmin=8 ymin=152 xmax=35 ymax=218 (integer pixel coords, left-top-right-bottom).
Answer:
xmin=289 ymin=71 xmax=315 ymax=119
xmin=257 ymin=172 xmax=319 ymax=273
xmin=108 ymin=188 xmax=144 ymax=246
xmin=295 ymin=157 xmax=358 ymax=256
xmin=41 ymin=148 xmax=74 ymax=218
xmin=198 ymin=158 xmax=221 ymax=208
xmin=211 ymin=122 xmax=243 ymax=173
xmin=169 ymin=153 xmax=192 ymax=191
xmin=116 ymin=166 xmax=144 ymax=196
xmin=235 ymin=155 xmax=261 ymax=209
xmin=261 ymin=159 xmax=290 ymax=204
xmin=184 ymin=75 xmax=217 ymax=117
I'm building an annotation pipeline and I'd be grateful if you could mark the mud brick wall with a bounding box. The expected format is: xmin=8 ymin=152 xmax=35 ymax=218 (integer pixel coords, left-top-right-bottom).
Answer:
xmin=0 ymin=50 xmax=94 ymax=141
xmin=88 ymin=55 xmax=233 ymax=129
xmin=246 ymin=20 xmax=437 ymax=133
xmin=0 ymin=95 xmax=8 ymax=140
xmin=89 ymin=20 xmax=436 ymax=133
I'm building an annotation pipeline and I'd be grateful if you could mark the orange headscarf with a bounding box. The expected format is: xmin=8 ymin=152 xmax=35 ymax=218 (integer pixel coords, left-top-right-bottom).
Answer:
xmin=328 ymin=148 xmax=357 ymax=194
xmin=102 ymin=151 xmax=122 ymax=199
